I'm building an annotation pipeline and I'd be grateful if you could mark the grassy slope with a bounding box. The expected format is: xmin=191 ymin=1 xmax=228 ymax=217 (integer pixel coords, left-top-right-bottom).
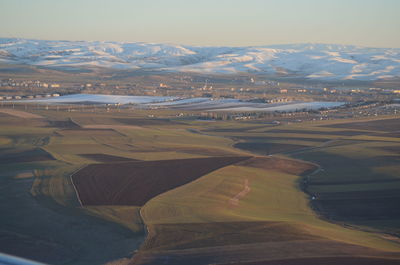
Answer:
xmin=134 ymin=115 xmax=400 ymax=264
xmin=32 ymin=110 xmax=400 ymax=246
xmin=27 ymin=109 xmax=251 ymax=230
xmin=234 ymin=117 xmax=400 ymax=234
xmin=141 ymin=164 xmax=400 ymax=252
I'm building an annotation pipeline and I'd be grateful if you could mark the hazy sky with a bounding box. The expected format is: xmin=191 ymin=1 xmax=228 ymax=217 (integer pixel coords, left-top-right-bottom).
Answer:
xmin=0 ymin=0 xmax=399 ymax=47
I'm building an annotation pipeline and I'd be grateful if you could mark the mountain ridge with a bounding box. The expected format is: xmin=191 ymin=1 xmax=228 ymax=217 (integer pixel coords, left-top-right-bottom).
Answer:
xmin=1 ymin=38 xmax=399 ymax=81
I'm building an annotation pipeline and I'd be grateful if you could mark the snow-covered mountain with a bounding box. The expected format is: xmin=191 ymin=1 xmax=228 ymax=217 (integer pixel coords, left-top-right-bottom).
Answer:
xmin=1 ymin=38 xmax=399 ymax=81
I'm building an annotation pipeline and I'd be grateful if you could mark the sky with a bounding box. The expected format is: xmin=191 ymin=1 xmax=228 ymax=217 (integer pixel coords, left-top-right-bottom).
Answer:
xmin=0 ymin=0 xmax=399 ymax=48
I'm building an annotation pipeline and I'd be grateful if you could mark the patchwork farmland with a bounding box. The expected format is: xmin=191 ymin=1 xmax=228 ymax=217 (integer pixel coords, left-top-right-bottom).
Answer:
xmin=0 ymin=103 xmax=399 ymax=265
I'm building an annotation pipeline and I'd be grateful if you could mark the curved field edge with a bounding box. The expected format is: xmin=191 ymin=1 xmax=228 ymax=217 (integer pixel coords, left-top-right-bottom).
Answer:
xmin=204 ymin=116 xmax=400 ymax=237
xmin=70 ymin=156 xmax=251 ymax=206
xmin=10 ymin=111 xmax=399 ymax=264
xmin=137 ymin=158 xmax=400 ymax=255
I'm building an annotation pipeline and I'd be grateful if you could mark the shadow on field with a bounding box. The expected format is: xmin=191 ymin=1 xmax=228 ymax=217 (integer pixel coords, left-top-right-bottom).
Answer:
xmin=296 ymin=151 xmax=400 ymax=234
xmin=0 ymin=172 xmax=145 ymax=265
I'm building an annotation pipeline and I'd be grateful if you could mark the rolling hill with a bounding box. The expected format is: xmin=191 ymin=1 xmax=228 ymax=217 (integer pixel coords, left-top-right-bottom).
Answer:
xmin=1 ymin=38 xmax=399 ymax=81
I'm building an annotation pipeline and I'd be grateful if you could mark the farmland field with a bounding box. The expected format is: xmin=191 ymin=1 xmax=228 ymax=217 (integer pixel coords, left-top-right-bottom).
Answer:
xmin=0 ymin=104 xmax=399 ymax=265
xmin=72 ymin=156 xmax=250 ymax=206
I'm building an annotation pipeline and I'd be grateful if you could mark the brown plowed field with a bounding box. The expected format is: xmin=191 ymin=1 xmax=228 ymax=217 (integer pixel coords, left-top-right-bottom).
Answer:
xmin=72 ymin=156 xmax=250 ymax=206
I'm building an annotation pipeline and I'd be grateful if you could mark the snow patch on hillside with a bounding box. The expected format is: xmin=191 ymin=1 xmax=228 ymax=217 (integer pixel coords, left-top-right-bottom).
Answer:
xmin=0 ymin=38 xmax=399 ymax=81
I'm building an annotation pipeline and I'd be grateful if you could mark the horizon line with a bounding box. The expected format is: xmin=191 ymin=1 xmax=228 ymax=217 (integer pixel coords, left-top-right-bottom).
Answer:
xmin=1 ymin=36 xmax=399 ymax=50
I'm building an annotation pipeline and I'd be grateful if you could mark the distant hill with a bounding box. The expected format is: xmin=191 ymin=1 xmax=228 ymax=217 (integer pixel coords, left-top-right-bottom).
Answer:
xmin=1 ymin=38 xmax=399 ymax=81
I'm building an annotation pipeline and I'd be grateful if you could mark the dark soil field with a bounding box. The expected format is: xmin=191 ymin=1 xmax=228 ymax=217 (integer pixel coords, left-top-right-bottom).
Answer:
xmin=298 ymin=152 xmax=399 ymax=184
xmin=48 ymin=119 xmax=81 ymax=129
xmin=0 ymin=148 xmax=55 ymax=164
xmin=56 ymin=128 xmax=124 ymax=137
xmin=234 ymin=142 xmax=308 ymax=155
xmin=72 ymin=156 xmax=250 ymax=206
xmin=313 ymin=189 xmax=400 ymax=220
xmin=295 ymin=147 xmax=400 ymax=235
xmin=322 ymin=118 xmax=400 ymax=132
xmin=79 ymin=153 xmax=140 ymax=162
xmin=309 ymin=178 xmax=400 ymax=186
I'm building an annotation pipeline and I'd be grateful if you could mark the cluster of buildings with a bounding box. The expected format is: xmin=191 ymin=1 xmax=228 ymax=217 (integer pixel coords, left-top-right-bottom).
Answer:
xmin=265 ymin=98 xmax=290 ymax=103
xmin=0 ymin=79 xmax=60 ymax=89
xmin=0 ymin=93 xmax=60 ymax=101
